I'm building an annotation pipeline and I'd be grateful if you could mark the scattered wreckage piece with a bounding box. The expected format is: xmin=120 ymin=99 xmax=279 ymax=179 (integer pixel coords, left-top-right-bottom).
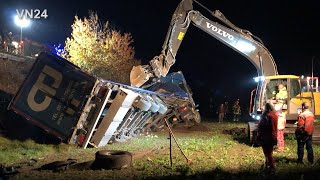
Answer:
xmin=39 ymin=159 xmax=77 ymax=172
xmin=8 ymin=52 xmax=199 ymax=149
xmin=0 ymin=164 xmax=19 ymax=178
xmin=36 ymin=150 xmax=132 ymax=172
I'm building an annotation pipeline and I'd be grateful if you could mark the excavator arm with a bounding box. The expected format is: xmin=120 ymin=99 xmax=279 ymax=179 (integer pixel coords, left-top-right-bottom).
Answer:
xmin=130 ymin=0 xmax=278 ymax=87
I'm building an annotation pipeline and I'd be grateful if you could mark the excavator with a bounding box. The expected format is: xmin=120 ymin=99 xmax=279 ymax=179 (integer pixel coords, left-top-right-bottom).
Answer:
xmin=129 ymin=0 xmax=319 ymax=144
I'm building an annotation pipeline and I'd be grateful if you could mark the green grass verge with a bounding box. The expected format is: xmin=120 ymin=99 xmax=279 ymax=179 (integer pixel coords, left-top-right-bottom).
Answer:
xmin=1 ymin=121 xmax=320 ymax=179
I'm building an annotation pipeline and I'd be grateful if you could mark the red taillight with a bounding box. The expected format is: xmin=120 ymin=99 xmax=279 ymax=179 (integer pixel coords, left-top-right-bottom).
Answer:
xmin=181 ymin=106 xmax=187 ymax=112
xmin=98 ymin=86 xmax=107 ymax=98
xmin=78 ymin=134 xmax=85 ymax=146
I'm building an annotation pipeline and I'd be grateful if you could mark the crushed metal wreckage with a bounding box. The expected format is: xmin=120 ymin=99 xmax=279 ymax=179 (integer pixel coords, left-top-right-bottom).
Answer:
xmin=7 ymin=52 xmax=200 ymax=148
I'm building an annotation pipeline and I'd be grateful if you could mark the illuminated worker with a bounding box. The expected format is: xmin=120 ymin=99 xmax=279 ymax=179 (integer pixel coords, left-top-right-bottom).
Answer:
xmin=274 ymin=83 xmax=287 ymax=152
xmin=276 ymin=84 xmax=288 ymax=103
xmin=274 ymin=103 xmax=286 ymax=152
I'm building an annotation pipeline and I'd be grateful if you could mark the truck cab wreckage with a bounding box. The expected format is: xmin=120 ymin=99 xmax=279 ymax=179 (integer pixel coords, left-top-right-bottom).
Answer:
xmin=8 ymin=52 xmax=198 ymax=148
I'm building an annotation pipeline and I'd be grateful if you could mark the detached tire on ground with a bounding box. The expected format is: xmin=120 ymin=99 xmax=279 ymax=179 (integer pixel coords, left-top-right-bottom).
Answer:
xmin=91 ymin=150 xmax=133 ymax=170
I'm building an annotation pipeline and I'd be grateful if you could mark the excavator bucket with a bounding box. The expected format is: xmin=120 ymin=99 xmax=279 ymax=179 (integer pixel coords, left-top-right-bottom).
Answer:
xmin=130 ymin=65 xmax=153 ymax=87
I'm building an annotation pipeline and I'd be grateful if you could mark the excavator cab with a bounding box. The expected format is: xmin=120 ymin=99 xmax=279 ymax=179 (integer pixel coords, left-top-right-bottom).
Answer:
xmin=248 ymin=75 xmax=317 ymax=145
xmin=251 ymin=75 xmax=315 ymax=122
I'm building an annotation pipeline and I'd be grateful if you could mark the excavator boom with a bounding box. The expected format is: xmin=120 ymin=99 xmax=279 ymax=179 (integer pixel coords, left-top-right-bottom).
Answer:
xmin=130 ymin=0 xmax=278 ymax=87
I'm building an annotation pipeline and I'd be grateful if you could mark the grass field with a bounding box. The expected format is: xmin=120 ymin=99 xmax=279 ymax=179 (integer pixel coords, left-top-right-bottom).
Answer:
xmin=1 ymin=120 xmax=320 ymax=180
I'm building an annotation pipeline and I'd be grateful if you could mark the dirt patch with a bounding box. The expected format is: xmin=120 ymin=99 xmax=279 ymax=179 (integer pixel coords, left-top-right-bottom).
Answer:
xmin=222 ymin=127 xmax=246 ymax=136
xmin=132 ymin=149 xmax=157 ymax=160
xmin=170 ymin=123 xmax=211 ymax=133
xmin=0 ymin=58 xmax=34 ymax=95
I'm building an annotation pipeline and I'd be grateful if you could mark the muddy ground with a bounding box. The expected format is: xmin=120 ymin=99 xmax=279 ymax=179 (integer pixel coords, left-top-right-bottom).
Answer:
xmin=0 ymin=57 xmax=34 ymax=95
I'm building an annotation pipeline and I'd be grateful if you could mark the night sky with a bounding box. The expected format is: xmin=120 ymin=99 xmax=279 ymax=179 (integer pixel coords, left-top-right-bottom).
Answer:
xmin=1 ymin=0 xmax=320 ymax=115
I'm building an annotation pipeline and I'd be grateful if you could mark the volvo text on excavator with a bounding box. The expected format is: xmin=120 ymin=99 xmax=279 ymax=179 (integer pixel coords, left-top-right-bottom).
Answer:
xmin=129 ymin=0 xmax=319 ymax=144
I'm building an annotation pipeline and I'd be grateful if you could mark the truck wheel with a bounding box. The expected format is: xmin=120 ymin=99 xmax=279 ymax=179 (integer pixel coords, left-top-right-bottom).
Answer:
xmin=91 ymin=150 xmax=132 ymax=170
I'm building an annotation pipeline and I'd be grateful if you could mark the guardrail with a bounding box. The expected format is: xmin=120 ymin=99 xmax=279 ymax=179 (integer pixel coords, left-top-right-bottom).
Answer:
xmin=0 ymin=51 xmax=36 ymax=62
xmin=0 ymin=51 xmax=25 ymax=61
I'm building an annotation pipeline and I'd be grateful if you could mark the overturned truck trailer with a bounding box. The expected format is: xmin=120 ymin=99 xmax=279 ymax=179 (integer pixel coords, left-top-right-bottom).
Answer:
xmin=8 ymin=52 xmax=197 ymax=148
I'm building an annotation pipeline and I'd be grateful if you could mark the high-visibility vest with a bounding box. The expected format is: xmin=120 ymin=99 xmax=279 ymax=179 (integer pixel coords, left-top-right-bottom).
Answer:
xmin=276 ymin=87 xmax=288 ymax=100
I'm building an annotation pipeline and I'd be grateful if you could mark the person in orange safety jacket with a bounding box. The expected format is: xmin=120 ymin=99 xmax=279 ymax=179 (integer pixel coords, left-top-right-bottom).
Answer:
xmin=257 ymin=102 xmax=278 ymax=172
xmin=295 ymin=102 xmax=314 ymax=164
